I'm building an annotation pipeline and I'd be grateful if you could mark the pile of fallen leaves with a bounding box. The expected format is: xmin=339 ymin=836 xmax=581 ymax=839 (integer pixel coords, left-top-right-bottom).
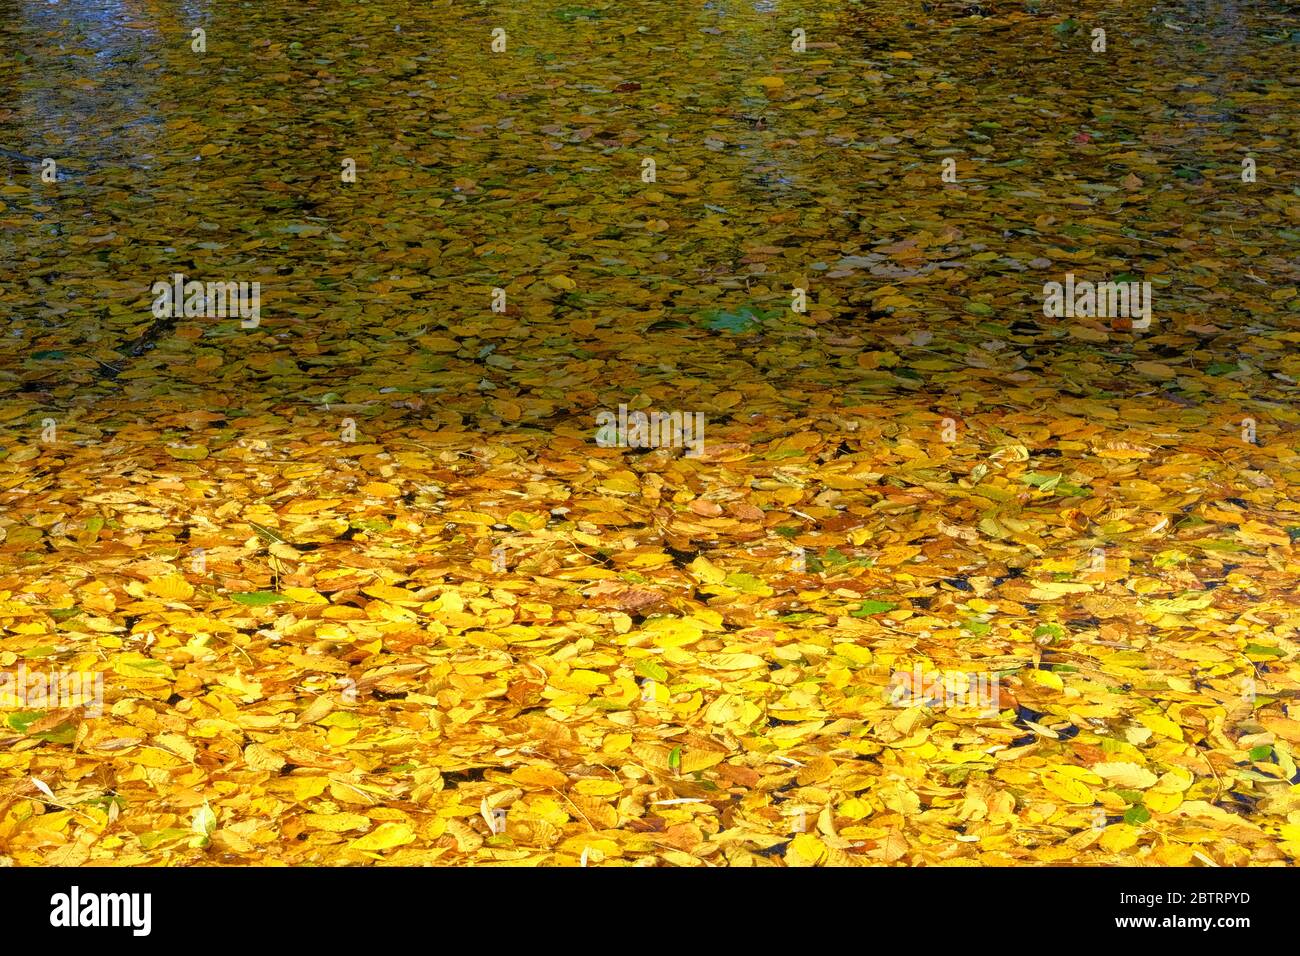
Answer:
xmin=0 ymin=0 xmax=1298 ymax=865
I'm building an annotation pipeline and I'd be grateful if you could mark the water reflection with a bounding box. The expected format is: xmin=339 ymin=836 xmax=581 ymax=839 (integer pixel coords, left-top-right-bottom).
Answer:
xmin=0 ymin=0 xmax=1294 ymax=370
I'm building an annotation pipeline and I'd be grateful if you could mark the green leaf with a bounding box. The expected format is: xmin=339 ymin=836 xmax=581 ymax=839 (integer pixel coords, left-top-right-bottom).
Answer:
xmin=1189 ymin=539 xmax=1249 ymax=552
xmin=1034 ymin=623 xmax=1066 ymax=644
xmin=1021 ymin=471 xmax=1062 ymax=491
xmin=703 ymin=307 xmax=767 ymax=334
xmin=6 ymin=711 xmax=77 ymax=743
xmin=6 ymin=711 xmax=44 ymax=733
xmin=850 ymin=600 xmax=897 ymax=617
xmin=230 ymin=591 xmax=286 ymax=606
xmin=114 ymin=656 xmax=176 ymax=680
xmin=1244 ymin=643 xmax=1284 ymax=658
xmin=1123 ymin=805 xmax=1151 ymax=825
xmin=722 ymin=572 xmax=771 ymax=595
xmin=247 ymin=521 xmax=287 ymax=544
xmin=634 ymin=659 xmax=668 ymax=683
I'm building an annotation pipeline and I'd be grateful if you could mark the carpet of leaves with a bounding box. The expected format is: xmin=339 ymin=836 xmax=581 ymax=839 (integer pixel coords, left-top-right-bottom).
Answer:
xmin=0 ymin=0 xmax=1298 ymax=865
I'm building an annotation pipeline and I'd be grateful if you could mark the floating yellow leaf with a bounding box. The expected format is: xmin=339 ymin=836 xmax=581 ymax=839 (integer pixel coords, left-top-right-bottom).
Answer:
xmin=786 ymin=833 xmax=827 ymax=866
xmin=511 ymin=766 xmax=568 ymax=789
xmin=1092 ymin=762 xmax=1158 ymax=789
xmin=1041 ymin=770 xmax=1095 ymax=805
xmin=347 ymin=822 xmax=416 ymax=852
xmin=146 ymin=574 xmax=193 ymax=602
